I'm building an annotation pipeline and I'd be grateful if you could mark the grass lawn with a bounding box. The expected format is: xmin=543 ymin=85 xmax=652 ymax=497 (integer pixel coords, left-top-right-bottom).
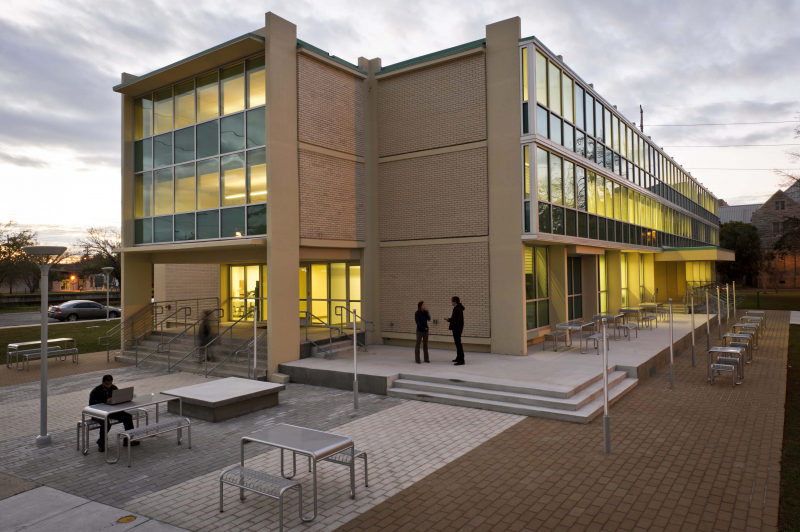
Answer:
xmin=780 ymin=325 xmax=800 ymax=530
xmin=0 ymin=321 xmax=117 ymax=365
xmin=738 ymin=292 xmax=800 ymax=311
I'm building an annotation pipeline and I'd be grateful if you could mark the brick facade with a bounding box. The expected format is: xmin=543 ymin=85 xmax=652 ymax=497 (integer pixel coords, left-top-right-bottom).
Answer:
xmin=163 ymin=264 xmax=220 ymax=301
xmin=297 ymin=54 xmax=364 ymax=156
xmin=299 ymin=149 xmax=365 ymax=241
xmin=379 ymin=242 xmax=490 ymax=338
xmin=749 ymin=190 xmax=800 ymax=289
xmin=377 ymin=54 xmax=487 ymax=157
xmin=379 ymin=148 xmax=488 ymax=241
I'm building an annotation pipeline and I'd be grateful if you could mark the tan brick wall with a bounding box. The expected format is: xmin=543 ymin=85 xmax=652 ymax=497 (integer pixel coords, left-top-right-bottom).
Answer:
xmin=297 ymin=54 xmax=364 ymax=156
xmin=377 ymin=53 xmax=487 ymax=157
xmin=163 ymin=264 xmax=220 ymax=301
xmin=379 ymin=147 xmax=488 ymax=241
xmin=299 ymin=149 xmax=365 ymax=241
xmin=379 ymin=242 xmax=490 ymax=337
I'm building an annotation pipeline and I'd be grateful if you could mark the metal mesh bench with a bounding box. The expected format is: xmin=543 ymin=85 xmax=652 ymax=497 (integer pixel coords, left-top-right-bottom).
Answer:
xmin=16 ymin=347 xmax=78 ymax=371
xmin=710 ymin=363 xmax=736 ymax=387
xmin=586 ymin=332 xmax=610 ymax=356
xmin=641 ymin=315 xmax=657 ymax=330
xmin=617 ymin=323 xmax=638 ymax=340
xmin=542 ymin=331 xmax=566 ymax=352
xmin=77 ymin=408 xmax=148 ymax=452
xmin=117 ymin=417 xmax=191 ymax=467
xmin=321 ymin=449 xmax=369 ymax=487
xmin=220 ymin=466 xmax=302 ymax=532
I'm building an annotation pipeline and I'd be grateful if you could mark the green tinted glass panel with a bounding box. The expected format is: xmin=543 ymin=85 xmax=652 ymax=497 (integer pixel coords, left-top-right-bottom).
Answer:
xmin=153 ymin=216 xmax=172 ymax=243
xmin=134 ymin=172 xmax=152 ymax=218
xmin=524 ymin=247 xmax=534 ymax=299
xmin=247 ymin=204 xmax=267 ymax=236
xmin=197 ymin=210 xmax=219 ymax=240
xmin=153 ymin=133 xmax=172 ymax=168
xmin=174 ymin=127 xmax=195 ymax=164
xmin=562 ymin=73 xmax=573 ymax=123
xmin=587 ymin=171 xmax=596 ymax=214
xmin=221 ymin=207 xmax=246 ymax=238
xmin=606 ymin=178 xmax=614 ymax=218
xmin=598 ymin=254 xmax=607 ymax=291
xmin=538 ymin=203 xmax=551 ymax=233
xmin=576 ymin=166 xmax=586 ymax=210
xmin=247 ymin=148 xmax=267 ymax=203
xmin=550 ymin=154 xmax=562 ymax=205
xmin=220 ymin=113 xmax=245 ymax=154
xmin=134 ymin=218 xmax=152 ymax=245
xmin=537 ymin=300 xmax=549 ymax=327
xmin=197 ymin=120 xmax=218 ymax=159
xmin=526 ymin=301 xmax=536 ymax=330
xmin=174 ymin=213 xmax=195 ymax=241
xmin=535 ymin=247 xmax=548 ymax=298
xmin=596 ymin=175 xmax=605 ymax=216
xmin=246 ymin=108 xmax=265 ymax=148
xmin=548 ymin=62 xmax=561 ymax=115
xmin=134 ymin=138 xmax=152 ymax=173
xmin=536 ymin=148 xmax=548 ymax=201
xmin=564 ymin=161 xmax=575 ymax=207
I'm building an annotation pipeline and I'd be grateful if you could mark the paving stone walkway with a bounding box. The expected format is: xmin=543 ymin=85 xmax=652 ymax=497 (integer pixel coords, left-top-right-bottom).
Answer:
xmin=337 ymin=310 xmax=787 ymax=532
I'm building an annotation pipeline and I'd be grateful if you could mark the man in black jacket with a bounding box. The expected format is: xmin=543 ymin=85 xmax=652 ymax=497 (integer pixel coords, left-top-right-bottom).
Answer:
xmin=89 ymin=375 xmax=139 ymax=452
xmin=445 ymin=296 xmax=466 ymax=365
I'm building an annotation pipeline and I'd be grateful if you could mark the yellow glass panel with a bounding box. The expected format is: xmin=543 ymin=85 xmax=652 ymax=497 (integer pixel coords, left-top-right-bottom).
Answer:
xmin=613 ymin=182 xmax=621 ymax=221
xmin=231 ymin=266 xmax=245 ymax=298
xmin=621 ymin=254 xmax=628 ymax=290
xmin=349 ymin=301 xmax=362 ymax=322
xmin=134 ymin=172 xmax=152 ymax=218
xmin=606 ymin=179 xmax=614 ymax=219
xmin=197 ymin=72 xmax=219 ymax=122
xmin=311 ymin=301 xmax=328 ymax=323
xmin=174 ymin=80 xmax=195 ymax=128
xmin=596 ymin=175 xmax=605 ymax=217
xmin=612 ymin=115 xmax=620 ymax=152
xmin=628 ymin=190 xmax=634 ymax=223
xmin=221 ymin=64 xmax=245 ymax=115
xmin=174 ymin=163 xmax=195 ymax=213
xmin=246 ymin=265 xmax=259 ymax=299
xmin=153 ymin=88 xmax=173 ymax=134
xmin=197 ymin=159 xmax=219 ymax=210
xmin=247 ymin=148 xmax=267 ymax=203
xmin=246 ymin=56 xmax=266 ymax=108
xmin=561 ymin=73 xmax=573 ymax=123
xmin=299 ymin=266 xmax=307 ymax=304
xmin=311 ymin=264 xmax=327 ymax=300
xmin=535 ymin=51 xmax=547 ymax=105
xmin=620 ymin=122 xmax=626 ymax=156
xmin=523 ymin=146 xmax=530 ymax=200
xmin=600 ymin=292 xmax=607 ymax=313
xmin=587 ymin=171 xmax=596 ymax=214
xmin=134 ymin=96 xmax=152 ymax=139
xmin=221 ymin=153 xmax=246 ymax=206
xmin=537 ymin=148 xmax=549 ymax=201
xmin=548 ymin=61 xmax=561 ymax=115
xmin=153 ymin=168 xmax=173 ymax=215
xmin=598 ymin=255 xmax=607 ymax=291
xmin=330 ymin=263 xmax=346 ymax=300
xmin=349 ymin=266 xmax=361 ymax=300
xmin=521 ymin=48 xmax=528 ymax=101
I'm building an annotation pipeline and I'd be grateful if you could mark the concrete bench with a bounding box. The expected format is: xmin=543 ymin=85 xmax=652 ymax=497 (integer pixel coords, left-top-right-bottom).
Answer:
xmin=542 ymin=331 xmax=566 ymax=352
xmin=77 ymin=408 xmax=148 ymax=452
xmin=219 ymin=466 xmax=302 ymax=532
xmin=617 ymin=323 xmax=638 ymax=340
xmin=163 ymin=378 xmax=284 ymax=423
xmin=117 ymin=417 xmax=191 ymax=467
xmin=710 ymin=363 xmax=736 ymax=387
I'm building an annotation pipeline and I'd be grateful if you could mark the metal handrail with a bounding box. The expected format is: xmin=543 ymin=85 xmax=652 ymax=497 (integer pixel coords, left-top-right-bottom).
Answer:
xmin=129 ymin=307 xmax=192 ymax=366
xmin=98 ymin=303 xmax=164 ymax=362
xmin=170 ymin=306 xmax=256 ymax=373
xmin=301 ymin=311 xmax=339 ymax=358
xmin=333 ymin=306 xmax=374 ymax=351
xmin=207 ymin=327 xmax=268 ymax=378
xmin=158 ymin=308 xmax=224 ymax=354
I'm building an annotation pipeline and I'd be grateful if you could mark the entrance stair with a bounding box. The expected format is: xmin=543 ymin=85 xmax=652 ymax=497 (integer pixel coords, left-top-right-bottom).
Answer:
xmin=387 ymin=369 xmax=638 ymax=423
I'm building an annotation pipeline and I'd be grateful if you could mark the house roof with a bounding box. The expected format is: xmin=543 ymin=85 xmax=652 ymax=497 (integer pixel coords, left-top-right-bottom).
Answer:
xmin=719 ymin=204 xmax=762 ymax=224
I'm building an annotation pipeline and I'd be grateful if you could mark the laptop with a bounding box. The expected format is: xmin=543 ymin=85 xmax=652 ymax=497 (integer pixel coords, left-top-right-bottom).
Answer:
xmin=108 ymin=387 xmax=134 ymax=405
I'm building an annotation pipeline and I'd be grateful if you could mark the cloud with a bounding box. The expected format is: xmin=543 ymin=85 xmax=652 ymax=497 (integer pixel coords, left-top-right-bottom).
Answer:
xmin=0 ymin=151 xmax=49 ymax=168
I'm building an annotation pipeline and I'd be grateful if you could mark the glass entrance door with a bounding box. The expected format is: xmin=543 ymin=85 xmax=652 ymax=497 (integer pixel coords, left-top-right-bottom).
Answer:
xmin=229 ymin=264 xmax=266 ymax=322
xmin=299 ymin=262 xmax=361 ymax=326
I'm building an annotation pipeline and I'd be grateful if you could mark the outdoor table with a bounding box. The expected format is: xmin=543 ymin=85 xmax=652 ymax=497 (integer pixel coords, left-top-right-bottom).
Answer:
xmin=241 ymin=424 xmax=356 ymax=522
xmin=7 ymin=338 xmax=77 ymax=369
xmin=708 ymin=346 xmax=746 ymax=383
xmin=723 ymin=333 xmax=753 ymax=361
xmin=746 ymin=310 xmax=767 ymax=329
xmin=732 ymin=323 xmax=759 ymax=347
xmin=593 ymin=313 xmax=624 ymax=339
xmin=555 ymin=320 xmax=595 ymax=352
xmin=639 ymin=303 xmax=658 ymax=313
xmin=618 ymin=308 xmax=642 ymax=327
xmin=82 ymin=393 xmax=181 ymax=463
xmin=740 ymin=316 xmax=764 ymax=337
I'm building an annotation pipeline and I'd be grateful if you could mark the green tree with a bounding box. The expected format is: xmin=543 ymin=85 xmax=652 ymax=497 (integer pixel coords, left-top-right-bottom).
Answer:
xmin=0 ymin=222 xmax=40 ymax=293
xmin=717 ymin=221 xmax=762 ymax=286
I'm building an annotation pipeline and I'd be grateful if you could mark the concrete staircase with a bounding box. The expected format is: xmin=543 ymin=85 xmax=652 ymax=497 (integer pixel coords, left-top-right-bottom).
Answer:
xmin=311 ymin=339 xmax=359 ymax=359
xmin=116 ymin=331 xmax=268 ymax=379
xmin=387 ymin=369 xmax=638 ymax=423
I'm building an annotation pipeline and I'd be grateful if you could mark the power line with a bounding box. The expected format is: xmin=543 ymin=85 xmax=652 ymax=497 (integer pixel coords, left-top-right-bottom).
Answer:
xmin=649 ymin=120 xmax=800 ymax=127
xmin=685 ymin=168 xmax=800 ymax=171
xmin=623 ymin=96 xmax=800 ymax=111
xmin=662 ymin=143 xmax=800 ymax=148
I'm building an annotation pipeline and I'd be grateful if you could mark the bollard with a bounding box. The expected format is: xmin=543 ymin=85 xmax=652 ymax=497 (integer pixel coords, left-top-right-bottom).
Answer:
xmin=725 ymin=284 xmax=730 ymax=326
xmin=691 ymin=291 xmax=696 ymax=367
xmin=602 ymin=319 xmax=611 ymax=454
xmin=733 ymin=282 xmax=737 ymax=321
xmin=717 ymin=286 xmax=722 ymax=340
xmin=353 ymin=309 xmax=359 ymax=410
xmin=705 ymin=290 xmax=711 ymax=353
xmin=757 ymin=290 xmax=760 ymax=309
xmin=669 ymin=299 xmax=675 ymax=390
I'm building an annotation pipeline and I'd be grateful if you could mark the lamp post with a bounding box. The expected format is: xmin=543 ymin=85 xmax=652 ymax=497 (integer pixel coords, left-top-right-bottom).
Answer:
xmin=101 ymin=267 xmax=114 ymax=321
xmin=23 ymin=246 xmax=67 ymax=448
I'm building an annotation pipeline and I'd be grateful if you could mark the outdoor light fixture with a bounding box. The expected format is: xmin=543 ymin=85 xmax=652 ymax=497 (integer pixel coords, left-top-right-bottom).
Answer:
xmin=23 ymin=245 xmax=67 ymax=447
xmin=102 ymin=267 xmax=114 ymax=322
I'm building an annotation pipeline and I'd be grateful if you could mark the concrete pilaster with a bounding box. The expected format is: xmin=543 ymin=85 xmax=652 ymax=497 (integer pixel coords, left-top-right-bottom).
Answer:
xmin=486 ymin=17 xmax=525 ymax=355
xmin=643 ymin=253 xmax=656 ymax=303
xmin=581 ymin=255 xmax=598 ymax=318
xmin=607 ymin=250 xmax=622 ymax=312
xmin=121 ymin=252 xmax=152 ymax=321
xmin=548 ymin=245 xmax=568 ymax=328
xmin=626 ymin=252 xmax=642 ymax=307
xmin=265 ymin=12 xmax=300 ymax=376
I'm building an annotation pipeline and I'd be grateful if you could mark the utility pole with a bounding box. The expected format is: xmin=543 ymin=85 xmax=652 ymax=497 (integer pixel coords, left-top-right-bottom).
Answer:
xmin=640 ymin=105 xmax=644 ymax=132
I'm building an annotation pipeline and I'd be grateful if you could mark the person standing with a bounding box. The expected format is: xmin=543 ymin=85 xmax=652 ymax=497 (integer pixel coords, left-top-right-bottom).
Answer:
xmin=445 ymin=296 xmax=465 ymax=365
xmin=414 ymin=301 xmax=431 ymax=364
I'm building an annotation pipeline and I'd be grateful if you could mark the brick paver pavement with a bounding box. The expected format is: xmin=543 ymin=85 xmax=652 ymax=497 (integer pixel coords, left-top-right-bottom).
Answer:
xmin=337 ymin=310 xmax=788 ymax=532
xmin=0 ymin=350 xmax=130 ymax=388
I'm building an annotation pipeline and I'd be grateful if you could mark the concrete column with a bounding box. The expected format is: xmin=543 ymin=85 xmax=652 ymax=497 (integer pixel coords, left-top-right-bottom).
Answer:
xmin=548 ymin=245 xmax=568 ymax=328
xmin=581 ymin=255 xmax=598 ymax=318
xmin=486 ymin=17 xmax=525 ymax=356
xmin=626 ymin=252 xmax=641 ymax=307
xmin=606 ymin=250 xmax=622 ymax=313
xmin=120 ymin=73 xmax=136 ymax=248
xmin=643 ymin=253 xmax=656 ymax=302
xmin=153 ymin=264 xmax=167 ymax=301
xmin=121 ymin=252 xmax=152 ymax=321
xmin=654 ymin=261 xmax=668 ymax=303
xmin=361 ymin=56 xmax=382 ymax=345
xmin=264 ymin=13 xmax=300 ymax=376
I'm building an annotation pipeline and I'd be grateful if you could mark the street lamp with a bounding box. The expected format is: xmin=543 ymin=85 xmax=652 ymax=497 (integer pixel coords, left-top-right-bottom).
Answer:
xmin=23 ymin=245 xmax=67 ymax=448
xmin=102 ymin=267 xmax=114 ymax=321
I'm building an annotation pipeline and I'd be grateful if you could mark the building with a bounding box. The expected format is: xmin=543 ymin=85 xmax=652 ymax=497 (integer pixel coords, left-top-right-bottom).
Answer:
xmin=719 ymin=203 xmax=761 ymax=224
xmin=112 ymin=13 xmax=731 ymax=379
xmin=749 ymin=182 xmax=800 ymax=289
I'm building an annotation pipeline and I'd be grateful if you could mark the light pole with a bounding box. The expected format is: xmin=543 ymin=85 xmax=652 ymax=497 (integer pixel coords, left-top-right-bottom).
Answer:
xmin=102 ymin=267 xmax=114 ymax=321
xmin=23 ymin=245 xmax=67 ymax=448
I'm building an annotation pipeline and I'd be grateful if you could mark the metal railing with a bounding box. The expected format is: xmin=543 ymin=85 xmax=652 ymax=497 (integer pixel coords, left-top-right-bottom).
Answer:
xmin=208 ymin=327 xmax=269 ymax=379
xmin=170 ymin=306 xmax=256 ymax=374
xmin=99 ymin=303 xmax=163 ymax=362
xmin=157 ymin=308 xmax=224 ymax=355
xmin=301 ymin=311 xmax=341 ymax=358
xmin=129 ymin=307 xmax=192 ymax=366
xmin=333 ymin=306 xmax=374 ymax=351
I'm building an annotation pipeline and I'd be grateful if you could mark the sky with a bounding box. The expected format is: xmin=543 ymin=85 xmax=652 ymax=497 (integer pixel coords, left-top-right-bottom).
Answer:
xmin=1 ymin=0 xmax=799 ymax=247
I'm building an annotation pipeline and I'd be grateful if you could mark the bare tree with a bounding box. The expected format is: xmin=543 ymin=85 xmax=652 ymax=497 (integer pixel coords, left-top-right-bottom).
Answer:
xmin=74 ymin=227 xmax=121 ymax=287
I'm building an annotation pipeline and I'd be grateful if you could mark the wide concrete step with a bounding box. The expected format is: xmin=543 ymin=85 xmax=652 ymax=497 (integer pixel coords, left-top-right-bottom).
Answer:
xmin=388 ymin=377 xmax=638 ymax=423
xmin=116 ymin=353 xmax=264 ymax=379
xmin=390 ymin=371 xmax=630 ymax=411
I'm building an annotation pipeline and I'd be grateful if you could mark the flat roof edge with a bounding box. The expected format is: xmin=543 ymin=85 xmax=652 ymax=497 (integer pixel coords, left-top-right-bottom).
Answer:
xmin=296 ymin=39 xmax=366 ymax=74
xmin=377 ymin=38 xmax=486 ymax=75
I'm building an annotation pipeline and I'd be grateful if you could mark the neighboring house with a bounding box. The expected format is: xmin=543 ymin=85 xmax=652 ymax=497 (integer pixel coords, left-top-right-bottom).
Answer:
xmin=719 ymin=203 xmax=761 ymax=224
xmin=114 ymin=13 xmax=730 ymax=373
xmin=750 ymin=183 xmax=800 ymax=289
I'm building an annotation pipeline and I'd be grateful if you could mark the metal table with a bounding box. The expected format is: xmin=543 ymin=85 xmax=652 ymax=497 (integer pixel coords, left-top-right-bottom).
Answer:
xmin=746 ymin=310 xmax=767 ymax=329
xmin=723 ymin=333 xmax=753 ymax=361
xmin=618 ymin=308 xmax=642 ymax=327
xmin=593 ymin=313 xmax=624 ymax=339
xmin=7 ymin=338 xmax=77 ymax=369
xmin=732 ymin=323 xmax=759 ymax=347
xmin=708 ymin=346 xmax=746 ymax=383
xmin=555 ymin=320 xmax=595 ymax=352
xmin=739 ymin=316 xmax=763 ymax=337
xmin=242 ymin=424 xmax=356 ymax=522
xmin=82 ymin=393 xmax=181 ymax=463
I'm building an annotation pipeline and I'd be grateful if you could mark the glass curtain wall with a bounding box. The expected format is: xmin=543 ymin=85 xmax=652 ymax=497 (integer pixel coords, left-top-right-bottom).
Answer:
xmin=567 ymin=256 xmax=582 ymax=320
xmin=525 ymin=246 xmax=550 ymax=331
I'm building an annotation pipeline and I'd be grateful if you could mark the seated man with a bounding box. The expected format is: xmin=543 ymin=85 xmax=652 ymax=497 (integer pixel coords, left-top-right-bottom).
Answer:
xmin=88 ymin=374 xmax=140 ymax=452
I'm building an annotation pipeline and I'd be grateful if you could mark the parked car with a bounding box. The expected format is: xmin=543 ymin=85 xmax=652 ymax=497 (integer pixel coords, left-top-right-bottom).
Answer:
xmin=48 ymin=300 xmax=120 ymax=322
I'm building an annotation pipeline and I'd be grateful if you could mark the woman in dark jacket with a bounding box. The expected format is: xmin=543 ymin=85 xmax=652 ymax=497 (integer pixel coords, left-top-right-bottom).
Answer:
xmin=445 ymin=296 xmax=465 ymax=365
xmin=414 ymin=301 xmax=431 ymax=363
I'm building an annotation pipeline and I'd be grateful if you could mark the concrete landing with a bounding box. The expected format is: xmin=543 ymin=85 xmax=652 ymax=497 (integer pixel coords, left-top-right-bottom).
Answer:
xmin=163 ymin=377 xmax=284 ymax=422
